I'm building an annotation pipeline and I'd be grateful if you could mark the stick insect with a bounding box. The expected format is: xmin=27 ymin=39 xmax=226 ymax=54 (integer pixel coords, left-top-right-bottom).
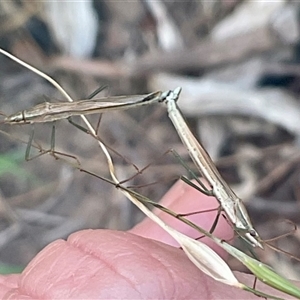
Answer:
xmin=163 ymin=88 xmax=263 ymax=249
xmin=3 ymin=91 xmax=167 ymax=124
xmin=2 ymin=90 xmax=173 ymax=160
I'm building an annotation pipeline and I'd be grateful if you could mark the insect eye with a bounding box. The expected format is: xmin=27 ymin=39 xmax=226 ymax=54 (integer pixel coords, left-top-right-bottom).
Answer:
xmin=250 ymin=230 xmax=257 ymax=237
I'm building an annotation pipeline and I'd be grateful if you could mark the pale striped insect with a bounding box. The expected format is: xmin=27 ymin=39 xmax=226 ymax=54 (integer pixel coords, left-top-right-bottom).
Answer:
xmin=163 ymin=87 xmax=263 ymax=248
xmin=3 ymin=90 xmax=168 ymax=124
xmin=2 ymin=89 xmax=174 ymax=161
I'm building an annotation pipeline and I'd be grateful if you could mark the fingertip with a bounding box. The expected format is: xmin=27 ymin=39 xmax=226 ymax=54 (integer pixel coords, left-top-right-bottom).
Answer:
xmin=7 ymin=230 xmax=221 ymax=299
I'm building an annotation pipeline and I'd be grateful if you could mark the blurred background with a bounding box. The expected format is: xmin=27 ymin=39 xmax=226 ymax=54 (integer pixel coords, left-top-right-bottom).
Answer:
xmin=0 ymin=0 xmax=300 ymax=280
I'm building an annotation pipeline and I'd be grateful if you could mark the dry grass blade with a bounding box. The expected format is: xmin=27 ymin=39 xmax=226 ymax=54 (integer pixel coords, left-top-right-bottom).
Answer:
xmin=220 ymin=242 xmax=300 ymax=299
xmin=131 ymin=188 xmax=297 ymax=299
xmin=117 ymin=183 xmax=239 ymax=286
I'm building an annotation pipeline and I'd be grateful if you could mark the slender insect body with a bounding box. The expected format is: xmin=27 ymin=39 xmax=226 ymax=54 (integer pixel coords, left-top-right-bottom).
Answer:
xmin=3 ymin=91 xmax=167 ymax=125
xmin=164 ymin=88 xmax=263 ymax=248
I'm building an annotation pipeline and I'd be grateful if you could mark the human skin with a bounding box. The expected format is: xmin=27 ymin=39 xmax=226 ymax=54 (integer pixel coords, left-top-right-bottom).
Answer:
xmin=0 ymin=180 xmax=295 ymax=299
